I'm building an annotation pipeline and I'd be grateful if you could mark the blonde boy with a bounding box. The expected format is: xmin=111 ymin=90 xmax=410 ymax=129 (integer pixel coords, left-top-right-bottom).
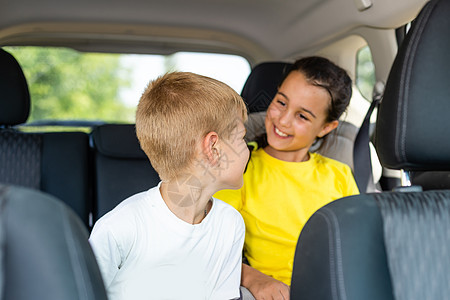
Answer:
xmin=89 ymin=72 xmax=249 ymax=300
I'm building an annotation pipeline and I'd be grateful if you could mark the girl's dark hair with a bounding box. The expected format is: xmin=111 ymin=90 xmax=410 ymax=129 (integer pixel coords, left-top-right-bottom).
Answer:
xmin=255 ymin=56 xmax=352 ymax=150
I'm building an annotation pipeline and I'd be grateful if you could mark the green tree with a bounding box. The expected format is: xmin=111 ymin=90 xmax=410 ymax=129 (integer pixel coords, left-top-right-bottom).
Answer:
xmin=5 ymin=46 xmax=133 ymax=123
xmin=356 ymin=46 xmax=376 ymax=100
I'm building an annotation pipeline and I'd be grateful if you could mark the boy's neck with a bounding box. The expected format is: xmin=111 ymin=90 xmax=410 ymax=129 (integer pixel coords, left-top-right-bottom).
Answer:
xmin=159 ymin=176 xmax=213 ymax=225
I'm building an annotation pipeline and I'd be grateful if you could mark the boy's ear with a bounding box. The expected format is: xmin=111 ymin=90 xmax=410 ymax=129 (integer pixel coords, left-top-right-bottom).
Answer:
xmin=318 ymin=120 xmax=339 ymax=138
xmin=202 ymin=131 xmax=220 ymax=164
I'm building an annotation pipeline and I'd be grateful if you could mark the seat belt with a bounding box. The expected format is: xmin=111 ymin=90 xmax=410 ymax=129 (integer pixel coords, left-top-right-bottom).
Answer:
xmin=353 ymin=81 xmax=384 ymax=193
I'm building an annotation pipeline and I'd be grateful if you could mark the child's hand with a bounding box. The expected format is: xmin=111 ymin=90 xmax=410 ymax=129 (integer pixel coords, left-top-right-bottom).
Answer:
xmin=242 ymin=264 xmax=290 ymax=300
xmin=248 ymin=276 xmax=290 ymax=300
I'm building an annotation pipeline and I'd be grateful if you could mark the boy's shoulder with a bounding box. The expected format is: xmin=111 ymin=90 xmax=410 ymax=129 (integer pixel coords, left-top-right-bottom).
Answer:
xmin=210 ymin=198 xmax=245 ymax=238
xmin=107 ymin=189 xmax=149 ymax=214
xmin=213 ymin=197 xmax=240 ymax=212
xmin=212 ymin=198 xmax=244 ymax=223
xmin=95 ymin=185 xmax=160 ymax=228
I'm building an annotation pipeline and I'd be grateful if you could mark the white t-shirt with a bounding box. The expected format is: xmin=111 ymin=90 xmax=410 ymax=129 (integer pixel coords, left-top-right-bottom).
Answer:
xmin=89 ymin=183 xmax=245 ymax=300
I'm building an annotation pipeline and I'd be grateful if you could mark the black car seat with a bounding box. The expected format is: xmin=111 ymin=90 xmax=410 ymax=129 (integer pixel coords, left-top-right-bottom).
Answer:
xmin=90 ymin=124 xmax=160 ymax=220
xmin=0 ymin=48 xmax=92 ymax=228
xmin=0 ymin=184 xmax=107 ymax=300
xmin=290 ymin=0 xmax=450 ymax=299
xmin=241 ymin=61 xmax=364 ymax=175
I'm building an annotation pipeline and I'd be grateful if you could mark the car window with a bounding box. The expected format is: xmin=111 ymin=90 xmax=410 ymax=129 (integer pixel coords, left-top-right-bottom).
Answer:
xmin=5 ymin=46 xmax=251 ymax=124
xmin=355 ymin=45 xmax=376 ymax=101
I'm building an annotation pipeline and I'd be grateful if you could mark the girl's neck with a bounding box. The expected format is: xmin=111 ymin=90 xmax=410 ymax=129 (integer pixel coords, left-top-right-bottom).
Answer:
xmin=263 ymin=145 xmax=310 ymax=162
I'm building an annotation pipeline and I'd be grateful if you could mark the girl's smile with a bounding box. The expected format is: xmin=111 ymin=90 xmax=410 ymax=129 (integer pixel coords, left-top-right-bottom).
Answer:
xmin=274 ymin=125 xmax=290 ymax=138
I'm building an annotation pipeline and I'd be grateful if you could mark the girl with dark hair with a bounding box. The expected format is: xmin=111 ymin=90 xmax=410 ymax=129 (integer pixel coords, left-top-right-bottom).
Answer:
xmin=216 ymin=56 xmax=359 ymax=300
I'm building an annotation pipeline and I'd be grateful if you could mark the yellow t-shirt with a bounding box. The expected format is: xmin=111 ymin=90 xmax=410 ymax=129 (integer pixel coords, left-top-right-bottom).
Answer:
xmin=214 ymin=147 xmax=359 ymax=285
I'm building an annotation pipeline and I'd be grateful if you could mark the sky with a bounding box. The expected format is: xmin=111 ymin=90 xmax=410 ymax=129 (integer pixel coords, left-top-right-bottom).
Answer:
xmin=119 ymin=52 xmax=251 ymax=107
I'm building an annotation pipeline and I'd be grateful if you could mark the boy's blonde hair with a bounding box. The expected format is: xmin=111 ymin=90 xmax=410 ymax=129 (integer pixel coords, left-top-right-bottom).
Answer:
xmin=136 ymin=72 xmax=247 ymax=181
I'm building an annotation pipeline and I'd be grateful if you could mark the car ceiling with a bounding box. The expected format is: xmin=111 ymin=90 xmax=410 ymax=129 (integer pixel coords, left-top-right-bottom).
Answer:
xmin=0 ymin=0 xmax=428 ymax=63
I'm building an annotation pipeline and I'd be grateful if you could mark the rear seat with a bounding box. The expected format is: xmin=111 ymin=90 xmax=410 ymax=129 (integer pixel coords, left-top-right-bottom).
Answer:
xmin=0 ymin=48 xmax=93 ymax=228
xmin=90 ymin=124 xmax=160 ymax=221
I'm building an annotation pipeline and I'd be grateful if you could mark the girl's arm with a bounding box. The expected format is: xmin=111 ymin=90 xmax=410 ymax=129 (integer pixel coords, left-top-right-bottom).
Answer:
xmin=241 ymin=263 xmax=290 ymax=300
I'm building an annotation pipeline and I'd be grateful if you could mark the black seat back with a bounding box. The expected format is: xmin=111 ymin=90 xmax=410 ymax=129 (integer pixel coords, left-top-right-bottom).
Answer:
xmin=0 ymin=49 xmax=92 ymax=228
xmin=0 ymin=184 xmax=107 ymax=300
xmin=291 ymin=0 xmax=450 ymax=299
xmin=0 ymin=49 xmax=29 ymax=126
xmin=91 ymin=124 xmax=160 ymax=220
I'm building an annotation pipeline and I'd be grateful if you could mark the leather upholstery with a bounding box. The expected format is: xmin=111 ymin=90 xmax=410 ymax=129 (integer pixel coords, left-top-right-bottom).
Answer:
xmin=0 ymin=184 xmax=107 ymax=300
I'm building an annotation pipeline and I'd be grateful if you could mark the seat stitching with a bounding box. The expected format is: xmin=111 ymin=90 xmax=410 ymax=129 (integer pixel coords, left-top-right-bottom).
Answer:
xmin=61 ymin=206 xmax=91 ymax=299
xmin=318 ymin=208 xmax=347 ymax=300
xmin=396 ymin=1 xmax=436 ymax=163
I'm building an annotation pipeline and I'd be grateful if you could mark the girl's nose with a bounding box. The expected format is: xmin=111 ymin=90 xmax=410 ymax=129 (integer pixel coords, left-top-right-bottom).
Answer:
xmin=279 ymin=110 xmax=292 ymax=127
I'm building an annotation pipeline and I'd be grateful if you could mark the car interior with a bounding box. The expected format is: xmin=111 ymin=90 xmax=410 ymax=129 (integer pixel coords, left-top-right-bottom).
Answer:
xmin=1 ymin=0 xmax=448 ymax=298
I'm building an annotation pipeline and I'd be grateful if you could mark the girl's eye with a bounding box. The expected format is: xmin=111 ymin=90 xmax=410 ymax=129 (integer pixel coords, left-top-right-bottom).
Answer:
xmin=276 ymin=99 xmax=286 ymax=106
xmin=298 ymin=113 xmax=309 ymax=121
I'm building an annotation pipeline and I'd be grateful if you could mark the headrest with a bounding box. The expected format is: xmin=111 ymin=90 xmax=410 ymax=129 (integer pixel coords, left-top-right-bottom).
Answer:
xmin=0 ymin=49 xmax=30 ymax=126
xmin=241 ymin=62 xmax=293 ymax=113
xmin=375 ymin=0 xmax=450 ymax=171
xmin=92 ymin=124 xmax=147 ymax=159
